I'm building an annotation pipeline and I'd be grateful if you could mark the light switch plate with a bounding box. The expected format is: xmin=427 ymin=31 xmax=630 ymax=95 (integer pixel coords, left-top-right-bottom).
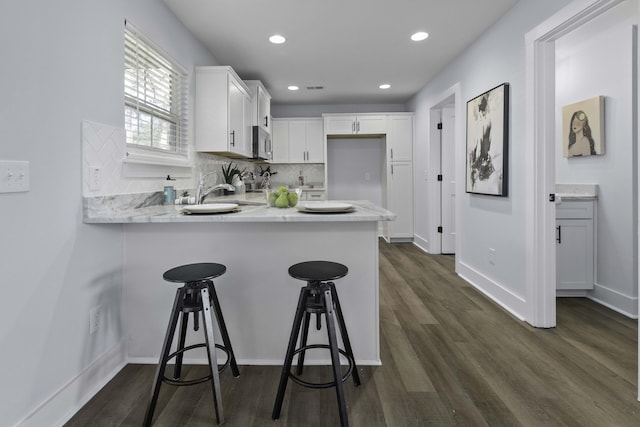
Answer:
xmin=0 ymin=160 xmax=30 ymax=193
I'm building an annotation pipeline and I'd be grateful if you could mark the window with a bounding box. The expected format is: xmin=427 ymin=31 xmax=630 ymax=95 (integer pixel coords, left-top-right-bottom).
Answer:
xmin=124 ymin=22 xmax=188 ymax=162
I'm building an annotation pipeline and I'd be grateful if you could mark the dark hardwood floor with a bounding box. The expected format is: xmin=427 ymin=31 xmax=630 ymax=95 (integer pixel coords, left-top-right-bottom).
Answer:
xmin=66 ymin=241 xmax=640 ymax=426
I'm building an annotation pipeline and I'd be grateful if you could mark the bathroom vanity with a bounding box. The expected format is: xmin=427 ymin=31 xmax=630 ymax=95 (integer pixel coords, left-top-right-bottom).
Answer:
xmin=555 ymin=184 xmax=598 ymax=292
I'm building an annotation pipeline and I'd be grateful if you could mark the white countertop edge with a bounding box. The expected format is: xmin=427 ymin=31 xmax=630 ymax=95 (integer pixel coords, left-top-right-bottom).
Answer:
xmin=83 ymin=200 xmax=396 ymax=224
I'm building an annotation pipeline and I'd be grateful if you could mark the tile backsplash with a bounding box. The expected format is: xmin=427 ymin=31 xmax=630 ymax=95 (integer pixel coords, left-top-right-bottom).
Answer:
xmin=82 ymin=120 xmax=325 ymax=198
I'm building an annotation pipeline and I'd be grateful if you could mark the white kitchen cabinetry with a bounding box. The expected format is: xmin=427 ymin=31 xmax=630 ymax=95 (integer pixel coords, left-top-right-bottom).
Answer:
xmin=301 ymin=190 xmax=326 ymax=201
xmin=387 ymin=114 xmax=413 ymax=162
xmin=385 ymin=161 xmax=414 ymax=241
xmin=195 ymin=66 xmax=252 ymax=157
xmin=271 ymin=118 xmax=324 ymax=163
xmin=324 ymin=114 xmax=387 ymax=135
xmin=271 ymin=119 xmax=289 ymax=163
xmin=245 ymin=80 xmax=271 ymax=133
xmin=384 ymin=114 xmax=414 ymax=241
xmin=556 ymin=200 xmax=595 ymax=290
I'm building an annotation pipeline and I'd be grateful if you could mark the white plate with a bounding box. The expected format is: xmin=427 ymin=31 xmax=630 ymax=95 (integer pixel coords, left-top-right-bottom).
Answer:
xmin=182 ymin=203 xmax=239 ymax=214
xmin=297 ymin=202 xmax=354 ymax=212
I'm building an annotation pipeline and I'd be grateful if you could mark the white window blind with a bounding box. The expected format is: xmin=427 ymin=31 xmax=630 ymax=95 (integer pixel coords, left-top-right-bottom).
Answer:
xmin=124 ymin=22 xmax=188 ymax=156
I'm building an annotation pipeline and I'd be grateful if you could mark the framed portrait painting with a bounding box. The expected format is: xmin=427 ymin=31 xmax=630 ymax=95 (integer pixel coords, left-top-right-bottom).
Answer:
xmin=562 ymin=96 xmax=605 ymax=158
xmin=466 ymin=83 xmax=509 ymax=196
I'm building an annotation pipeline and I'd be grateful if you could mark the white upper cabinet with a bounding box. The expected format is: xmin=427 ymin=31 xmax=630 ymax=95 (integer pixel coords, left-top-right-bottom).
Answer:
xmin=272 ymin=118 xmax=324 ymax=163
xmin=195 ymin=66 xmax=252 ymax=157
xmin=323 ymin=114 xmax=387 ymax=135
xmin=387 ymin=114 xmax=413 ymax=162
xmin=271 ymin=119 xmax=289 ymax=163
xmin=244 ymin=80 xmax=272 ymax=133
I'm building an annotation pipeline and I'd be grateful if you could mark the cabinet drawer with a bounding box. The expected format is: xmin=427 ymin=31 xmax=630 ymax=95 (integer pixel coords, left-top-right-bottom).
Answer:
xmin=303 ymin=191 xmax=326 ymax=201
xmin=555 ymin=200 xmax=594 ymax=219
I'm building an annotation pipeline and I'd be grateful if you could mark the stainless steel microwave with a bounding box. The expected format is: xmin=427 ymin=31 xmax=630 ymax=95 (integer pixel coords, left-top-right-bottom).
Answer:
xmin=252 ymin=126 xmax=272 ymax=161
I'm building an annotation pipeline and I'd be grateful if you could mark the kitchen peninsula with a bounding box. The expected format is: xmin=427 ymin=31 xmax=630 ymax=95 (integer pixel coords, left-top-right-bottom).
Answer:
xmin=84 ymin=196 xmax=394 ymax=366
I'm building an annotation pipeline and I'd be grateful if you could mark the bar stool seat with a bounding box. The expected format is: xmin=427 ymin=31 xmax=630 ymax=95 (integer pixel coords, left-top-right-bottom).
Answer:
xmin=272 ymin=261 xmax=360 ymax=427
xmin=144 ymin=263 xmax=238 ymax=426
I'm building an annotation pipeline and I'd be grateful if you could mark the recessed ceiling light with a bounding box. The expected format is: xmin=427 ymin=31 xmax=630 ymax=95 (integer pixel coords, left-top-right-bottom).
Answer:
xmin=379 ymin=84 xmax=391 ymax=90
xmin=269 ymin=34 xmax=286 ymax=44
xmin=411 ymin=31 xmax=429 ymax=41
xmin=288 ymin=85 xmax=299 ymax=91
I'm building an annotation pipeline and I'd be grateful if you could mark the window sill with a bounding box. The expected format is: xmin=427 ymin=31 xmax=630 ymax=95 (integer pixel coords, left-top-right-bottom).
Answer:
xmin=123 ymin=151 xmax=193 ymax=178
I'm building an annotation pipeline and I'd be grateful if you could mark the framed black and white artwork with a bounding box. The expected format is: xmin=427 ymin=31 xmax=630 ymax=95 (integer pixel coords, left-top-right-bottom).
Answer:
xmin=466 ymin=83 xmax=509 ymax=196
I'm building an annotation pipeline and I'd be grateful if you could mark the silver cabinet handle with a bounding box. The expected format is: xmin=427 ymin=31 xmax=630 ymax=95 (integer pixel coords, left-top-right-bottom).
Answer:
xmin=352 ymin=121 xmax=355 ymax=133
xmin=230 ymin=130 xmax=235 ymax=147
xmin=391 ymin=164 xmax=394 ymax=175
xmin=357 ymin=121 xmax=360 ymax=132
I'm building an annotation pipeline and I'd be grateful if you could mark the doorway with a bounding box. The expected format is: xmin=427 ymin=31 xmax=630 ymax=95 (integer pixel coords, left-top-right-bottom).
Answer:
xmin=524 ymin=0 xmax=638 ymax=399
xmin=428 ymin=85 xmax=461 ymax=256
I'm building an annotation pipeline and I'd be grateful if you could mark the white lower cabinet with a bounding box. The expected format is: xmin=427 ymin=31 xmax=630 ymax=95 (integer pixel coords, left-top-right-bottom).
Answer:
xmin=385 ymin=161 xmax=413 ymax=241
xmin=302 ymin=190 xmax=326 ymax=201
xmin=556 ymin=200 xmax=595 ymax=290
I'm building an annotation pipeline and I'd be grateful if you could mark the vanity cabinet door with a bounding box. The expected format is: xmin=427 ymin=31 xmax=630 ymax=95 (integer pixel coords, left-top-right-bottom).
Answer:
xmin=556 ymin=218 xmax=594 ymax=290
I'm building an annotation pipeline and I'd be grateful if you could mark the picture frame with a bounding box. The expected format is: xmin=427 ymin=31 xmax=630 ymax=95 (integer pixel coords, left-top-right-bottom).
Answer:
xmin=561 ymin=96 xmax=605 ymax=158
xmin=465 ymin=83 xmax=509 ymax=196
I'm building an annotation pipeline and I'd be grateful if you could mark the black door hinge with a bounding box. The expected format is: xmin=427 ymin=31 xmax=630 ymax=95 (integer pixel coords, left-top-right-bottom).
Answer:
xmin=437 ymin=174 xmax=443 ymax=181
xmin=437 ymin=226 xmax=443 ymax=233
xmin=437 ymin=123 xmax=443 ymax=130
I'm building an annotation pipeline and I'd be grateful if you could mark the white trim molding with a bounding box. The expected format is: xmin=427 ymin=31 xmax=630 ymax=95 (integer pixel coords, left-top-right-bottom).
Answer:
xmin=524 ymin=0 xmax=626 ymax=328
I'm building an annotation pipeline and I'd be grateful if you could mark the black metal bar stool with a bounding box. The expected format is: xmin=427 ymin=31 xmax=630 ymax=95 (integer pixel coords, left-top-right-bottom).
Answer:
xmin=272 ymin=261 xmax=361 ymax=427
xmin=144 ymin=263 xmax=239 ymax=426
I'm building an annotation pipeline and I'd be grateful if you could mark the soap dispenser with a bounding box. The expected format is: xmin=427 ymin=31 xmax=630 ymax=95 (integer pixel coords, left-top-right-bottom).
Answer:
xmin=164 ymin=175 xmax=176 ymax=205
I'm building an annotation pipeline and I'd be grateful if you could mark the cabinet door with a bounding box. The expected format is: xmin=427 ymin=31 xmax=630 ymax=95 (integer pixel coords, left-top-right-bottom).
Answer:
xmin=241 ymin=95 xmax=253 ymax=157
xmin=305 ymin=119 xmax=324 ymax=162
xmin=387 ymin=115 xmax=413 ymax=162
xmin=324 ymin=115 xmax=356 ymax=135
xmin=387 ymin=161 xmax=414 ymax=239
xmin=271 ymin=119 xmax=289 ymax=163
xmin=556 ymin=219 xmax=594 ymax=290
xmin=357 ymin=115 xmax=387 ymax=134
xmin=228 ymin=78 xmax=245 ymax=154
xmin=288 ymin=120 xmax=307 ymax=162
xmin=258 ymin=85 xmax=271 ymax=131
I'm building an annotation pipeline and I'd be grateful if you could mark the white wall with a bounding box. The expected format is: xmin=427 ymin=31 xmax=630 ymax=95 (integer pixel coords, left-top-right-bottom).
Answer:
xmin=327 ymin=137 xmax=384 ymax=205
xmin=407 ymin=0 xmax=573 ymax=315
xmin=0 ymin=1 xmax=217 ymax=426
xmin=555 ymin=0 xmax=638 ymax=314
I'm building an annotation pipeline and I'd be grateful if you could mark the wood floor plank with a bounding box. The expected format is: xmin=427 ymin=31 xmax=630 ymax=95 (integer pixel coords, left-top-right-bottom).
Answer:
xmin=65 ymin=240 xmax=640 ymax=427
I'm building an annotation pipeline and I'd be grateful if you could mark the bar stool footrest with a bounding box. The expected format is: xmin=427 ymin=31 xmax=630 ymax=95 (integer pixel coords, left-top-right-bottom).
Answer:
xmin=288 ymin=344 xmax=354 ymax=389
xmin=162 ymin=342 xmax=230 ymax=387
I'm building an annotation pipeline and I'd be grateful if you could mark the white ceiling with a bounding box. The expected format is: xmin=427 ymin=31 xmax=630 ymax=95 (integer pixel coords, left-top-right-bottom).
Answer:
xmin=163 ymin=0 xmax=520 ymax=106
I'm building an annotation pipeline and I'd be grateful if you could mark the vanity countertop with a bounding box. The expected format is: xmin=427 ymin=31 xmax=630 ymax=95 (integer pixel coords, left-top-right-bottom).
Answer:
xmin=556 ymin=183 xmax=598 ymax=201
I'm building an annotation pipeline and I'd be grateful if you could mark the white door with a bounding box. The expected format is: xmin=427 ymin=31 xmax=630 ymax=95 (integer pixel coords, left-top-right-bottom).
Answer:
xmin=441 ymin=107 xmax=456 ymax=254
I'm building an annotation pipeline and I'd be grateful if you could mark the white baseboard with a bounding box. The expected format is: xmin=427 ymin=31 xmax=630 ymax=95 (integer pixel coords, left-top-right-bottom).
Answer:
xmin=588 ymin=282 xmax=638 ymax=319
xmin=413 ymin=235 xmax=429 ymax=253
xmin=16 ymin=341 xmax=127 ymax=427
xmin=457 ymin=261 xmax=527 ymax=321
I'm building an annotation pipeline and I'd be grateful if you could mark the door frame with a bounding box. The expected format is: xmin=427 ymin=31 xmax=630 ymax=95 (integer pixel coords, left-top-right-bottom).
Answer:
xmin=523 ymin=0 xmax=626 ymax=327
xmin=427 ymin=84 xmax=462 ymax=258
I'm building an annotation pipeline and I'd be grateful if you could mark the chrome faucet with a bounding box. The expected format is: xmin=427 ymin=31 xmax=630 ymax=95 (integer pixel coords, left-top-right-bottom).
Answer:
xmin=195 ymin=171 xmax=235 ymax=204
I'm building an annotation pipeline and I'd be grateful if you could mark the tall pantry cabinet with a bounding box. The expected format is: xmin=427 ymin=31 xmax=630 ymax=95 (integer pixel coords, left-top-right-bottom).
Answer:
xmin=384 ymin=114 xmax=414 ymax=242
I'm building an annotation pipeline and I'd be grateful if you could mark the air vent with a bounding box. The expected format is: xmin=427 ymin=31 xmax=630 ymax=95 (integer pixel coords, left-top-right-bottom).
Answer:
xmin=305 ymin=86 xmax=324 ymax=90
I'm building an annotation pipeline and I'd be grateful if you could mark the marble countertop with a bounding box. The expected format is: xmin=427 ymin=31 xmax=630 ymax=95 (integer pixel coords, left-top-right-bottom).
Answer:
xmin=555 ymin=183 xmax=598 ymax=201
xmin=83 ymin=192 xmax=395 ymax=224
